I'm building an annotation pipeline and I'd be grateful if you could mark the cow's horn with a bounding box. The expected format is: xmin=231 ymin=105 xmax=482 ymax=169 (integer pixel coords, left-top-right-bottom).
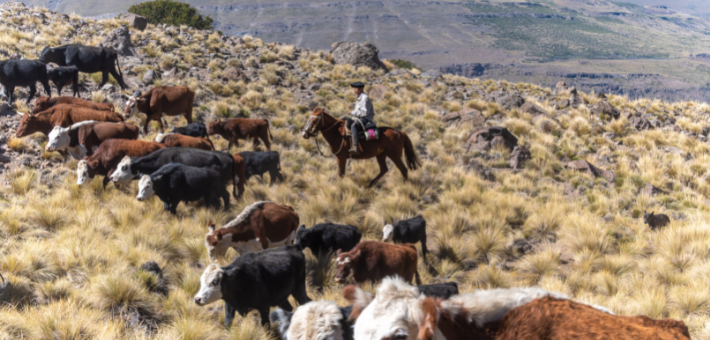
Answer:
xmin=133 ymin=90 xmax=142 ymax=97
xmin=16 ymin=111 xmax=25 ymax=117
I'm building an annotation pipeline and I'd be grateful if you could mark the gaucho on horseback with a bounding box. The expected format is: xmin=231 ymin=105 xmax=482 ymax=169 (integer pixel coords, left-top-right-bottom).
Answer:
xmin=346 ymin=81 xmax=374 ymax=156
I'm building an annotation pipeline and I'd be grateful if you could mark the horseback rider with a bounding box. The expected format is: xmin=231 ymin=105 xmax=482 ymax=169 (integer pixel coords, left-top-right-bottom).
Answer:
xmin=348 ymin=81 xmax=374 ymax=156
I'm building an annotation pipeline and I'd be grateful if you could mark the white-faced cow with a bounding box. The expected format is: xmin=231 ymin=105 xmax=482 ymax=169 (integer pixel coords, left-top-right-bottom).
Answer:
xmin=40 ymin=44 xmax=127 ymax=89
xmin=124 ymin=86 xmax=194 ymax=133
xmin=270 ymin=301 xmax=354 ymax=340
xmin=204 ymin=201 xmax=299 ymax=262
xmin=194 ymin=245 xmax=311 ymax=328
xmin=46 ymin=121 xmax=139 ymax=159
xmin=77 ymin=139 xmax=164 ymax=188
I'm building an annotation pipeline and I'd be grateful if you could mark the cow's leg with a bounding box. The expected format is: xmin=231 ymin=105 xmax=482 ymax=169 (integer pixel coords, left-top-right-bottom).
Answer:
xmin=109 ymin=67 xmax=127 ymax=90
xmin=292 ymin=278 xmax=311 ymax=305
xmin=224 ymin=302 xmax=236 ymax=328
xmin=26 ymin=85 xmax=36 ymax=104
xmin=41 ymin=79 xmax=51 ymax=98
xmin=72 ymin=73 xmax=79 ymax=97
xmin=277 ymin=300 xmax=293 ymax=312
xmin=99 ymin=71 xmax=109 ymax=89
xmin=102 ymin=175 xmax=110 ymax=188
xmin=163 ymin=202 xmax=170 ymax=211
xmin=258 ymin=307 xmax=271 ymax=327
xmin=6 ymin=85 xmax=14 ymax=105
xmin=143 ymin=117 xmax=152 ymax=134
xmin=56 ymin=81 xmax=64 ymax=96
xmin=156 ymin=117 xmax=165 ymax=133
xmin=368 ymin=153 xmax=389 ymax=188
xmin=220 ymin=188 xmax=230 ymax=211
xmin=262 ymin=131 xmax=271 ymax=151
xmin=169 ymin=200 xmax=179 ymax=214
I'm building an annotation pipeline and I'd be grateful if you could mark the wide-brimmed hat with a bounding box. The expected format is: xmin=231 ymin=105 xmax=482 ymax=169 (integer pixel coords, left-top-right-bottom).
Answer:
xmin=350 ymin=81 xmax=365 ymax=88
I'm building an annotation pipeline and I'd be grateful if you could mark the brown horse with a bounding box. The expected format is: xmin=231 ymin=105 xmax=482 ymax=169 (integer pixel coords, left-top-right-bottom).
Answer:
xmin=301 ymin=107 xmax=421 ymax=187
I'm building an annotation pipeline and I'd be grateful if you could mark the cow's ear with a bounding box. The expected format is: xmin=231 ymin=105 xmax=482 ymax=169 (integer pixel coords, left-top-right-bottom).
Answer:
xmin=216 ymin=233 xmax=223 ymax=241
xmin=87 ymin=159 xmax=99 ymax=169
xmin=207 ymin=221 xmax=215 ymax=233
xmin=336 ymin=249 xmax=342 ymax=257
xmin=349 ymin=249 xmax=362 ymax=260
xmin=138 ymin=98 xmax=147 ymax=103
xmin=344 ymin=285 xmax=374 ymax=322
xmin=418 ymin=298 xmax=440 ymax=340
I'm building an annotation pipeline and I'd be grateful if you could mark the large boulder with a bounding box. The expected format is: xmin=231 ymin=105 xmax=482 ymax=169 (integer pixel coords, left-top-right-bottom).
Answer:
xmin=468 ymin=127 xmax=518 ymax=151
xmin=496 ymin=92 xmax=525 ymax=110
xmin=520 ymin=102 xmax=546 ymax=116
xmin=120 ymin=13 xmax=148 ymax=31
xmin=329 ymin=42 xmax=388 ymax=72
xmin=102 ymin=24 xmax=136 ymax=56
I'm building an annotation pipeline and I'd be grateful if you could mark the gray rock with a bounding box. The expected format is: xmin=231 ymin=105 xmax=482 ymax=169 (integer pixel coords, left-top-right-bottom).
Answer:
xmin=120 ymin=13 xmax=147 ymax=31
xmin=224 ymin=67 xmax=248 ymax=82
xmin=102 ymin=25 xmax=136 ymax=56
xmin=564 ymin=160 xmax=615 ymax=183
xmin=0 ymin=154 xmax=9 ymax=163
xmin=329 ymin=41 xmax=388 ymax=72
xmin=591 ymin=101 xmax=620 ymax=119
xmin=142 ymin=70 xmax=156 ymax=84
xmin=496 ymin=93 xmax=525 ymax=110
xmin=467 ymin=127 xmax=518 ymax=151
xmin=510 ymin=145 xmax=531 ymax=170
xmin=520 ymin=102 xmax=546 ymax=115
xmin=101 ymin=84 xmax=114 ymax=92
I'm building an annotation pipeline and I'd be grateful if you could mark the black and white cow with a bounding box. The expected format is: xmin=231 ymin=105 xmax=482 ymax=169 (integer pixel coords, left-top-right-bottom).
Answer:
xmin=382 ymin=215 xmax=428 ymax=259
xmin=296 ymin=223 xmax=361 ymax=255
xmin=194 ymin=245 xmax=311 ymax=328
xmin=240 ymin=151 xmax=284 ymax=184
xmin=270 ymin=302 xmax=354 ymax=340
xmin=418 ymin=282 xmax=459 ymax=299
xmin=171 ymin=122 xmax=208 ymax=138
xmin=136 ymin=163 xmax=230 ymax=214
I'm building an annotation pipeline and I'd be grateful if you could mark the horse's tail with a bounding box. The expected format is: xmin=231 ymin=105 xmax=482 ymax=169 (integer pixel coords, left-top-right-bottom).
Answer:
xmin=401 ymin=131 xmax=421 ymax=171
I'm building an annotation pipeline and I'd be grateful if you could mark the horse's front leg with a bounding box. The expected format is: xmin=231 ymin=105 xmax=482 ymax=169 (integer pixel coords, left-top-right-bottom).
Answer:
xmin=337 ymin=156 xmax=347 ymax=178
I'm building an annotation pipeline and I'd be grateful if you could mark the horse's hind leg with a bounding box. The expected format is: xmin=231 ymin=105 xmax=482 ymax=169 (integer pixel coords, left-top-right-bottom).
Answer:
xmin=368 ymin=153 xmax=389 ymax=187
xmin=389 ymin=146 xmax=409 ymax=180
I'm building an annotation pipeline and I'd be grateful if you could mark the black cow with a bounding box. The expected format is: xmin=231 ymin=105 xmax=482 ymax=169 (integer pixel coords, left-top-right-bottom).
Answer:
xmin=39 ymin=44 xmax=127 ymax=89
xmin=47 ymin=65 xmax=80 ymax=97
xmin=270 ymin=304 xmax=354 ymax=340
xmin=0 ymin=59 xmax=51 ymax=104
xmin=240 ymin=151 xmax=284 ymax=184
xmin=382 ymin=215 xmax=428 ymax=259
xmin=194 ymin=245 xmax=311 ymax=328
xmin=171 ymin=123 xmax=208 ymax=138
xmin=136 ymin=163 xmax=230 ymax=214
xmin=418 ymin=282 xmax=459 ymax=299
xmin=296 ymin=223 xmax=361 ymax=255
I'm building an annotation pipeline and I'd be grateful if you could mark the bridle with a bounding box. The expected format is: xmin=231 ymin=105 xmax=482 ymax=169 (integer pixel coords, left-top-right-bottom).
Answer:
xmin=303 ymin=113 xmax=347 ymax=157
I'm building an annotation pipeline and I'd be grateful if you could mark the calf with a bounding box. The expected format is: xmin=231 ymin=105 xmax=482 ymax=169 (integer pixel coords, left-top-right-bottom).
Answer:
xmin=47 ymin=65 xmax=79 ymax=97
xmin=240 ymin=151 xmax=284 ymax=183
xmin=171 ymin=122 xmax=208 ymax=138
xmin=296 ymin=223 xmax=361 ymax=255
xmin=40 ymin=44 xmax=127 ymax=89
xmin=136 ymin=163 xmax=230 ymax=214
xmin=0 ymin=59 xmax=51 ymax=104
xmin=270 ymin=301 xmax=354 ymax=340
xmin=16 ymin=104 xmax=124 ymax=137
xmin=417 ymin=282 xmax=459 ymax=299
xmin=155 ymin=132 xmax=214 ymax=151
xmin=204 ymin=201 xmax=299 ymax=261
xmin=208 ymin=118 xmax=272 ymax=151
xmin=32 ymin=96 xmax=114 ymax=114
xmin=46 ymin=121 xmax=139 ymax=159
xmin=335 ymin=241 xmax=421 ymax=285
xmin=77 ymin=139 xmax=164 ymax=188
xmin=383 ymin=215 xmax=428 ymax=259
xmin=644 ymin=210 xmax=670 ymax=230
xmin=194 ymin=245 xmax=311 ymax=328
xmin=124 ymin=86 xmax=194 ymax=133
xmin=109 ymin=147 xmax=240 ymax=199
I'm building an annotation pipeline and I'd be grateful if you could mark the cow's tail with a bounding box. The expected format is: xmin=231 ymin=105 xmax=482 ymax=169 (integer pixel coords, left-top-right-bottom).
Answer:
xmin=116 ymin=53 xmax=123 ymax=78
xmin=266 ymin=119 xmax=272 ymax=142
xmin=414 ymin=267 xmax=422 ymax=286
xmin=401 ymin=131 xmax=421 ymax=171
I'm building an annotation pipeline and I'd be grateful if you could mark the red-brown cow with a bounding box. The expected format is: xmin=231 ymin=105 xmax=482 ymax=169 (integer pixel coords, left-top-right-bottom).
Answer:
xmin=32 ymin=96 xmax=115 ymax=114
xmin=155 ymin=132 xmax=214 ymax=151
xmin=46 ymin=121 xmax=140 ymax=159
xmin=124 ymin=86 xmax=194 ymax=133
xmin=207 ymin=118 xmax=272 ymax=151
xmin=334 ymin=241 xmax=421 ymax=285
xmin=204 ymin=201 xmax=298 ymax=261
xmin=76 ymin=139 xmax=164 ymax=188
xmin=16 ymin=105 xmax=124 ymax=137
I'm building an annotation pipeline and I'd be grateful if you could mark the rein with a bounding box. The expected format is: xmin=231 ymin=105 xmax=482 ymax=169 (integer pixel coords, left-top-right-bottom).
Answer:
xmin=308 ymin=114 xmax=347 ymax=157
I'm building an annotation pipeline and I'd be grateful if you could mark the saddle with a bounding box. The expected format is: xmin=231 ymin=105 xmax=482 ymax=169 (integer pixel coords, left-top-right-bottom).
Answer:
xmin=344 ymin=118 xmax=380 ymax=141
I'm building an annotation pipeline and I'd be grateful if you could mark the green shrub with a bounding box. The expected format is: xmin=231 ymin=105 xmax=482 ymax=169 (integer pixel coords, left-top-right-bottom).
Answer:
xmin=390 ymin=59 xmax=421 ymax=71
xmin=128 ymin=0 xmax=214 ymax=30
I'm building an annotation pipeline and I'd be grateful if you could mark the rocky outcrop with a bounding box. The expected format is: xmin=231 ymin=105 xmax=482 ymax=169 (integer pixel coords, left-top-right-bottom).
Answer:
xmin=468 ymin=127 xmax=518 ymax=151
xmin=440 ymin=109 xmax=484 ymax=127
xmin=102 ymin=24 xmax=136 ymax=56
xmin=510 ymin=145 xmax=531 ymax=170
xmin=330 ymin=42 xmax=388 ymax=72
xmin=590 ymin=100 xmax=619 ymax=119
xmin=120 ymin=13 xmax=147 ymax=31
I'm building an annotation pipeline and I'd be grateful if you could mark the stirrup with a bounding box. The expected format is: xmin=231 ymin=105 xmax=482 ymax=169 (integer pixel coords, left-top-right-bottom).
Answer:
xmin=349 ymin=147 xmax=360 ymax=155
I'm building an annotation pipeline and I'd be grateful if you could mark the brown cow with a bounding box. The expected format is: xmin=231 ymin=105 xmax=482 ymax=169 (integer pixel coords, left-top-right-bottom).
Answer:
xmin=204 ymin=201 xmax=298 ymax=261
xmin=16 ymin=105 xmax=124 ymax=137
xmin=347 ymin=277 xmax=690 ymax=340
xmin=32 ymin=96 xmax=115 ymax=114
xmin=46 ymin=121 xmax=139 ymax=159
xmin=334 ymin=241 xmax=421 ymax=285
xmin=207 ymin=118 xmax=272 ymax=151
xmin=76 ymin=139 xmax=164 ymax=188
xmin=155 ymin=132 xmax=214 ymax=151
xmin=124 ymin=86 xmax=194 ymax=133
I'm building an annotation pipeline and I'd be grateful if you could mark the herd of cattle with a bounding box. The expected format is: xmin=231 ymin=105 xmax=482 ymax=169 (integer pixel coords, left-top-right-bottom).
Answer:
xmin=4 ymin=42 xmax=691 ymax=339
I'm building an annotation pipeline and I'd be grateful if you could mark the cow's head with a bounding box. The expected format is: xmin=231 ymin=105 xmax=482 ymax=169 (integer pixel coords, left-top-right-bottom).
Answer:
xmin=643 ymin=210 xmax=654 ymax=224
xmin=39 ymin=46 xmax=59 ymax=64
xmin=334 ymin=248 xmax=361 ymax=283
xmin=32 ymin=96 xmax=51 ymax=114
xmin=272 ymin=301 xmax=347 ymax=340
xmin=194 ymin=263 xmax=224 ymax=306
xmin=15 ymin=112 xmax=35 ymax=137
xmin=352 ymin=277 xmax=423 ymax=340
xmin=382 ymin=224 xmax=395 ymax=242
xmin=295 ymin=225 xmax=309 ymax=248
xmin=136 ymin=175 xmax=155 ymax=201
xmin=124 ymin=91 xmax=144 ymax=117
xmin=205 ymin=222 xmax=231 ymax=262
xmin=110 ymin=156 xmax=136 ymax=182
xmin=45 ymin=126 xmax=71 ymax=152
xmin=76 ymin=159 xmax=98 ymax=185
xmin=206 ymin=120 xmax=222 ymax=136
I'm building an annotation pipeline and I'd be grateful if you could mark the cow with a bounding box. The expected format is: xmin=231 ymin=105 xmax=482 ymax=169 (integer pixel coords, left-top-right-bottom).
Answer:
xmin=334 ymin=241 xmax=421 ymax=285
xmin=76 ymin=139 xmax=164 ymax=188
xmin=0 ymin=59 xmax=51 ymax=104
xmin=417 ymin=282 xmax=459 ymax=299
xmin=155 ymin=132 xmax=214 ymax=151
xmin=240 ymin=151 xmax=284 ymax=184
xmin=204 ymin=201 xmax=299 ymax=261
xmin=16 ymin=105 xmax=124 ymax=137
xmin=136 ymin=163 xmax=230 ymax=214
xmin=346 ymin=277 xmax=690 ymax=340
xmin=108 ymin=147 xmax=242 ymax=199
xmin=170 ymin=122 xmax=208 ymax=138
xmin=32 ymin=96 xmax=115 ymax=114
xmin=270 ymin=301 xmax=354 ymax=340
xmin=47 ymin=65 xmax=80 ymax=97
xmin=46 ymin=121 xmax=139 ymax=159
xmin=296 ymin=223 xmax=361 ymax=255
xmin=124 ymin=86 xmax=194 ymax=133
xmin=39 ymin=44 xmax=127 ymax=89
xmin=383 ymin=215 xmax=428 ymax=260
xmin=207 ymin=118 xmax=272 ymax=151
xmin=644 ymin=210 xmax=671 ymax=230
xmin=194 ymin=245 xmax=311 ymax=328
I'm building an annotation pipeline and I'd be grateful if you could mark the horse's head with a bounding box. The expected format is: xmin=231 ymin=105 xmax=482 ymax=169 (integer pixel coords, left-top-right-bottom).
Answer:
xmin=301 ymin=107 xmax=327 ymax=139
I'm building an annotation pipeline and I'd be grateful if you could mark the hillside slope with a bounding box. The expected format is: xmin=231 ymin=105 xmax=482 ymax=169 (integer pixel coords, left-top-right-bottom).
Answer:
xmin=2 ymin=2 xmax=710 ymax=340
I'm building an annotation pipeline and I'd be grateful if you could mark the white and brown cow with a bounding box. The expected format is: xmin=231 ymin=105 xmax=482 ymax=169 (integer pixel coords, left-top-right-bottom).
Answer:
xmin=204 ymin=201 xmax=299 ymax=261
